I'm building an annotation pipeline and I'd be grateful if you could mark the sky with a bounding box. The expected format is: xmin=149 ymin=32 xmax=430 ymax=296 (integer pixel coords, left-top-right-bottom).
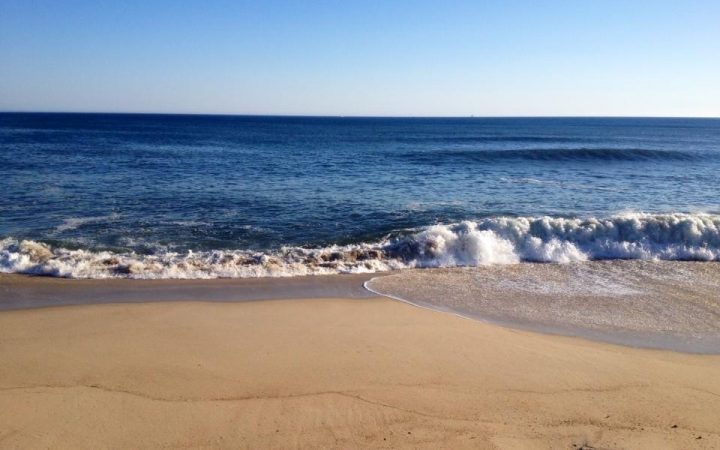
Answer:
xmin=1 ymin=0 xmax=719 ymax=117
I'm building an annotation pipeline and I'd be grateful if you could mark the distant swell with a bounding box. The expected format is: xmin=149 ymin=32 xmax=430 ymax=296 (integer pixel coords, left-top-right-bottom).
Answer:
xmin=2 ymin=213 xmax=720 ymax=279
xmin=398 ymin=148 xmax=702 ymax=163
xmin=361 ymin=135 xmax=589 ymax=144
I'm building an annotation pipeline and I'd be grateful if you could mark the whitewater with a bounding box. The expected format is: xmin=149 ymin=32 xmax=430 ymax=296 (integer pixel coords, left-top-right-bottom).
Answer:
xmin=2 ymin=213 xmax=719 ymax=279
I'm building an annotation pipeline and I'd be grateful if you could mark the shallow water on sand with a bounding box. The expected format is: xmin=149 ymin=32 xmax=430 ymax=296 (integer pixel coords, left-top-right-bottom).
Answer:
xmin=366 ymin=260 xmax=720 ymax=353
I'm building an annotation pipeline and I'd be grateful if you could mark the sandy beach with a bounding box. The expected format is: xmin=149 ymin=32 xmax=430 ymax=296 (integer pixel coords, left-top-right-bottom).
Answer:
xmin=1 ymin=282 xmax=719 ymax=449
xmin=4 ymin=0 xmax=720 ymax=447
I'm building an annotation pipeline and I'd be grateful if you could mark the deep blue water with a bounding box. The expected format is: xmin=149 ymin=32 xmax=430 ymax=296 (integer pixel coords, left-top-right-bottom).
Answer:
xmin=2 ymin=113 xmax=719 ymax=254
xmin=2 ymin=113 xmax=720 ymax=279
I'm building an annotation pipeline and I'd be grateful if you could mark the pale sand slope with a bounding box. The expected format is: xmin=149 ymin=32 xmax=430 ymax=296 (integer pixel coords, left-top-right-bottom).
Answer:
xmin=1 ymin=298 xmax=719 ymax=449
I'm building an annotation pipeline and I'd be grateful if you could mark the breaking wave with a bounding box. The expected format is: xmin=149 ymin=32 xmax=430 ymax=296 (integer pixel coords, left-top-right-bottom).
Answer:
xmin=2 ymin=213 xmax=720 ymax=279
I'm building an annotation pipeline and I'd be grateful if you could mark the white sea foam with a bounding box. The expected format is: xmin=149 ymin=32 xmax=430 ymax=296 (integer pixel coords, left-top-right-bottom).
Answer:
xmin=2 ymin=213 xmax=720 ymax=279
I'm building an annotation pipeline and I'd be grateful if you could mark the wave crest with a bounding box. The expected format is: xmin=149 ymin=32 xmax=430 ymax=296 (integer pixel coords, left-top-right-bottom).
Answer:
xmin=2 ymin=213 xmax=719 ymax=279
xmin=399 ymin=148 xmax=702 ymax=163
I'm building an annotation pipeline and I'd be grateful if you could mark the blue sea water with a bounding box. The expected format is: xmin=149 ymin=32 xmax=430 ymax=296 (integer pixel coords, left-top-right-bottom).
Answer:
xmin=1 ymin=113 xmax=720 ymax=278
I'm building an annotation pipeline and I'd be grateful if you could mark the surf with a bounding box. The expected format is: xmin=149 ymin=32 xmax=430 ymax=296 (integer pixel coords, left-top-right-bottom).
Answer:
xmin=2 ymin=213 xmax=719 ymax=279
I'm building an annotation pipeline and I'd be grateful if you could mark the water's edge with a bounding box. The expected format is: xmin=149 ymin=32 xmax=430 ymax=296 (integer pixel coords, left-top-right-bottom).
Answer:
xmin=364 ymin=264 xmax=720 ymax=355
xmin=2 ymin=265 xmax=718 ymax=354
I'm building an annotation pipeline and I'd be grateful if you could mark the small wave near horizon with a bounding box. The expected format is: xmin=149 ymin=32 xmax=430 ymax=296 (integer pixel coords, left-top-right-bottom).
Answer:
xmin=2 ymin=212 xmax=720 ymax=279
xmin=396 ymin=147 xmax=707 ymax=164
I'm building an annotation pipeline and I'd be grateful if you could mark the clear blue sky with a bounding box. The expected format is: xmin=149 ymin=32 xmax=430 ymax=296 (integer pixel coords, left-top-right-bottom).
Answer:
xmin=1 ymin=0 xmax=719 ymax=116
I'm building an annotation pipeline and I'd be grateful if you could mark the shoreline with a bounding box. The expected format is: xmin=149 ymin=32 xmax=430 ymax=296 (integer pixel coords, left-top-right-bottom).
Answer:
xmin=363 ymin=274 xmax=720 ymax=355
xmin=5 ymin=261 xmax=720 ymax=355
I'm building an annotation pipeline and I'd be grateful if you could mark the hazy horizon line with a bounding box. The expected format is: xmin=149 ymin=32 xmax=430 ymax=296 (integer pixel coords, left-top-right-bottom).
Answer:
xmin=1 ymin=110 xmax=719 ymax=120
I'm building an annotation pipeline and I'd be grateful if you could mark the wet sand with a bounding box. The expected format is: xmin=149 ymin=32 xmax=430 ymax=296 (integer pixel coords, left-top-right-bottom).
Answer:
xmin=0 ymin=272 xmax=375 ymax=310
xmin=1 ymin=280 xmax=719 ymax=448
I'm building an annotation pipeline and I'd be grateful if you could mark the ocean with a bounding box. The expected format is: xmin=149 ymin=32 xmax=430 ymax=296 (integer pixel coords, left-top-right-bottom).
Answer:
xmin=1 ymin=113 xmax=720 ymax=279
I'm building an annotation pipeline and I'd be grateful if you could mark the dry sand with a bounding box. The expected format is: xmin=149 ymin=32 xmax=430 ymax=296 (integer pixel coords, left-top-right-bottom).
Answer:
xmin=1 ymin=296 xmax=719 ymax=449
